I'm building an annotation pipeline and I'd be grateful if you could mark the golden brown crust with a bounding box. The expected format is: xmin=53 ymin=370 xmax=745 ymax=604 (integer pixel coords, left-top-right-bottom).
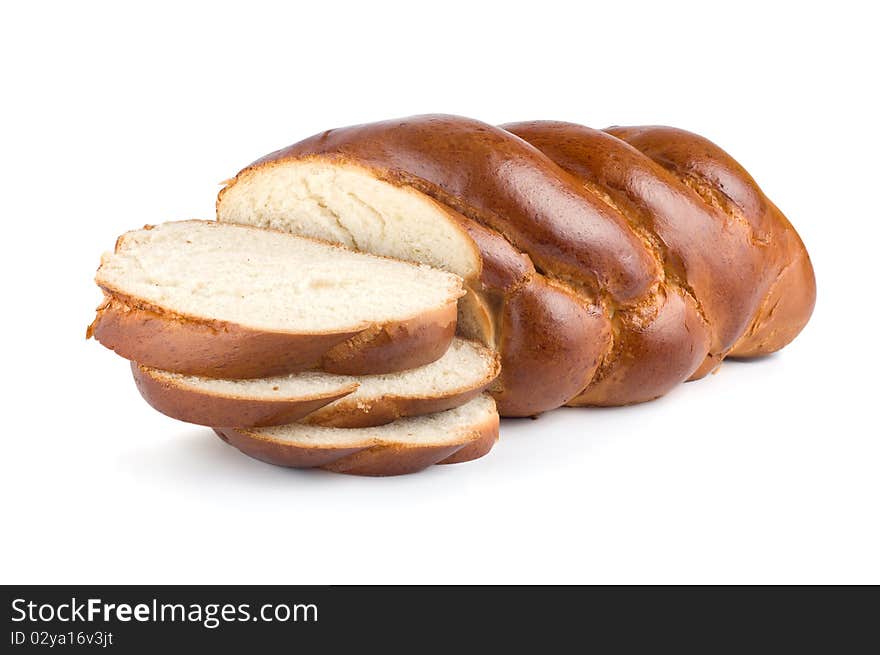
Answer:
xmin=505 ymin=122 xmax=762 ymax=354
xmin=89 ymin=291 xmax=458 ymax=378
xmin=495 ymin=277 xmax=610 ymax=416
xmin=567 ymin=286 xmax=710 ymax=406
xmin=213 ymin=406 xmax=499 ymax=476
xmin=131 ymin=363 xmax=358 ymax=428
xmin=603 ymin=125 xmax=816 ymax=357
xmin=447 ymin=215 xmax=610 ymax=415
xmin=504 ymin=121 xmax=732 ymax=397
xmin=730 ymin=237 xmax=814 ymax=356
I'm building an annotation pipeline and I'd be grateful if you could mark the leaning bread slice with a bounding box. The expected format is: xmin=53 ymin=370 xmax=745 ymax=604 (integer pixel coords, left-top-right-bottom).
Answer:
xmin=89 ymin=221 xmax=463 ymax=378
xmin=131 ymin=363 xmax=359 ymax=428
xmin=215 ymin=394 xmax=499 ymax=476
xmin=133 ymin=338 xmax=499 ymax=428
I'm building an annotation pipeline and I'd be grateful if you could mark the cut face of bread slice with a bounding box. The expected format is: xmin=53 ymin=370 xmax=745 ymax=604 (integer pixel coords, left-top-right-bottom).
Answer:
xmin=217 ymin=160 xmax=481 ymax=281
xmin=132 ymin=338 xmax=500 ymax=428
xmin=215 ymin=395 xmax=499 ymax=476
xmin=90 ymin=220 xmax=464 ymax=378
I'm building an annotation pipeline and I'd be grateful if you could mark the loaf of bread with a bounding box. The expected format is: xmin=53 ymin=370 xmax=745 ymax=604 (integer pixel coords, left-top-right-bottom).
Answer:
xmin=217 ymin=114 xmax=815 ymax=416
xmin=89 ymin=220 xmax=463 ymax=378
xmin=88 ymin=114 xmax=815 ymax=476
xmin=132 ymin=337 xmax=499 ymax=428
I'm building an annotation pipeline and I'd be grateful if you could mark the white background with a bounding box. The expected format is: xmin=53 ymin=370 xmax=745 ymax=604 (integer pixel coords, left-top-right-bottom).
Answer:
xmin=2 ymin=1 xmax=877 ymax=584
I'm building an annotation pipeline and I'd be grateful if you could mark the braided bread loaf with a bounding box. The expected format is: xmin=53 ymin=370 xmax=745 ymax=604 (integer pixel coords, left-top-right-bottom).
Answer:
xmin=217 ymin=115 xmax=815 ymax=417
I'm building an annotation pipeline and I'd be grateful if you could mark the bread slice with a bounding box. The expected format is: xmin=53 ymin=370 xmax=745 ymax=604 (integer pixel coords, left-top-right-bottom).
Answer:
xmin=132 ymin=338 xmax=499 ymax=428
xmin=131 ymin=363 xmax=359 ymax=428
xmin=89 ymin=221 xmax=464 ymax=378
xmin=215 ymin=394 xmax=499 ymax=476
xmin=302 ymin=338 xmax=500 ymax=427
